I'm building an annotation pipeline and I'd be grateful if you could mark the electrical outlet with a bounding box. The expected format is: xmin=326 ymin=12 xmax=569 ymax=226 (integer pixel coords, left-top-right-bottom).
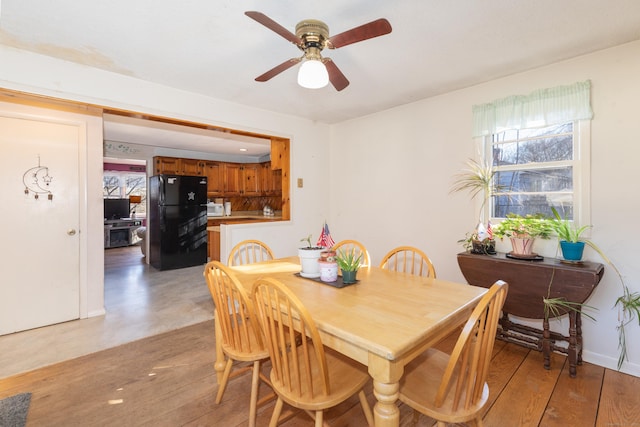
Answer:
xmin=297 ymin=178 xmax=303 ymax=188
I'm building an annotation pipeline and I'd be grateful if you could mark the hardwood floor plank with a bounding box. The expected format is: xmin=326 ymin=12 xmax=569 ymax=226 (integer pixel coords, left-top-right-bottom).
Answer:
xmin=482 ymin=349 xmax=563 ymax=427
xmin=596 ymin=369 xmax=640 ymax=427
xmin=541 ymin=360 xmax=604 ymax=426
xmin=482 ymin=341 xmax=530 ymax=416
xmin=0 ymin=313 xmax=628 ymax=427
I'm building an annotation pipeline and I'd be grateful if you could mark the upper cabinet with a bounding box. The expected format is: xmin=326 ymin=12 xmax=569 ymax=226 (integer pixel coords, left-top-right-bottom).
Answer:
xmin=242 ymin=163 xmax=261 ymax=196
xmin=204 ymin=161 xmax=224 ymax=195
xmin=154 ymin=156 xmax=281 ymax=198
xmin=260 ymin=162 xmax=282 ymax=195
xmin=154 ymin=156 xmax=204 ymax=175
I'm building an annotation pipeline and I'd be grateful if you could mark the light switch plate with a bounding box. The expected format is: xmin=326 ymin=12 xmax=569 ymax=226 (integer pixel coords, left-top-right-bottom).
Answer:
xmin=297 ymin=178 xmax=303 ymax=188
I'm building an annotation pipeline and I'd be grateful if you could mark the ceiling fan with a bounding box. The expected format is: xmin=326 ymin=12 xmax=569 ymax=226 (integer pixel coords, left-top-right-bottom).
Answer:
xmin=245 ymin=11 xmax=392 ymax=91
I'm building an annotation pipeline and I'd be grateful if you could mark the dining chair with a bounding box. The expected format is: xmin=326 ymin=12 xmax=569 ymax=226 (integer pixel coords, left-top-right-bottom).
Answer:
xmin=331 ymin=239 xmax=371 ymax=267
xmin=251 ymin=277 xmax=374 ymax=427
xmin=203 ymin=260 xmax=273 ymax=427
xmin=227 ymin=239 xmax=275 ymax=266
xmin=379 ymin=245 xmax=436 ymax=277
xmin=399 ymin=280 xmax=508 ymax=427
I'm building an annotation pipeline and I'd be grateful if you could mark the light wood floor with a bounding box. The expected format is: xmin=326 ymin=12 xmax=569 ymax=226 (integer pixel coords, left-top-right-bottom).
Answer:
xmin=0 ymin=245 xmax=213 ymax=379
xmin=1 ymin=318 xmax=639 ymax=426
xmin=2 ymin=247 xmax=639 ymax=426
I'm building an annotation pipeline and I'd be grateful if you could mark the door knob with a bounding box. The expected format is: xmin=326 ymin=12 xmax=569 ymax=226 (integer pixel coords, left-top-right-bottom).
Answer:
xmin=67 ymin=229 xmax=77 ymax=236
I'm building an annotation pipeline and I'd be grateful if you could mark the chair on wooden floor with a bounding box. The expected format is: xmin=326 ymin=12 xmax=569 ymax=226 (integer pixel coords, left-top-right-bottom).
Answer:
xmin=251 ymin=277 xmax=374 ymax=427
xmin=203 ymin=260 xmax=273 ymax=427
xmin=331 ymin=239 xmax=371 ymax=267
xmin=227 ymin=239 xmax=275 ymax=266
xmin=399 ymin=280 xmax=508 ymax=427
xmin=379 ymin=245 xmax=436 ymax=277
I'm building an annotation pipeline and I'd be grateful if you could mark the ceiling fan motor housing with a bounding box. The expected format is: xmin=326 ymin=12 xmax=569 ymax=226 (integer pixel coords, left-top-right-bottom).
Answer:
xmin=295 ymin=19 xmax=330 ymax=53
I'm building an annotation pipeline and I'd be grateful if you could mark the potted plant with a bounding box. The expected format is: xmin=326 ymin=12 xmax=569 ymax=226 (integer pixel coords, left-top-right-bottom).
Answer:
xmin=336 ymin=249 xmax=363 ymax=284
xmin=298 ymin=234 xmax=325 ymax=278
xmin=550 ymin=207 xmax=592 ymax=261
xmin=450 ymin=159 xmax=500 ymax=254
xmin=493 ymin=213 xmax=553 ymax=256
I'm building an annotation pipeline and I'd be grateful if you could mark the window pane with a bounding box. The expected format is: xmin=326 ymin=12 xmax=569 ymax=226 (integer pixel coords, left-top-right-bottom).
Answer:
xmin=493 ymin=194 xmax=574 ymax=219
xmin=103 ymin=175 xmax=121 ymax=198
xmin=493 ymin=122 xmax=573 ymax=166
xmin=495 ymin=167 xmax=572 ymax=192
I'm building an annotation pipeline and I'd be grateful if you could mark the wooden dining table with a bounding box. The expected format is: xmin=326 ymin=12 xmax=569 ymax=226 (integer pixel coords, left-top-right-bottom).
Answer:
xmin=223 ymin=257 xmax=487 ymax=427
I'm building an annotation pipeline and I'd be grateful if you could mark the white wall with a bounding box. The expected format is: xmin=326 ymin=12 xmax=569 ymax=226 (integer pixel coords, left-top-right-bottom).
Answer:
xmin=330 ymin=40 xmax=640 ymax=375
xmin=0 ymin=45 xmax=332 ymax=314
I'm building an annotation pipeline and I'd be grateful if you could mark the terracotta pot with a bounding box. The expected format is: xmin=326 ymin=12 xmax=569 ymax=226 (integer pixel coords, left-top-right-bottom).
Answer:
xmin=509 ymin=237 xmax=535 ymax=255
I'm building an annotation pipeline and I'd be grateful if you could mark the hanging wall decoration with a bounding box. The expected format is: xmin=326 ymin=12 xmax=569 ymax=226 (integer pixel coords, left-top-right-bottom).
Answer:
xmin=23 ymin=155 xmax=54 ymax=200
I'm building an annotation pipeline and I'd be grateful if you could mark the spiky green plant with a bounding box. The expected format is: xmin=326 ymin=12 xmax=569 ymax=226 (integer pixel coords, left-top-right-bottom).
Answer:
xmin=449 ymin=158 xmax=501 ymax=223
xmin=336 ymin=249 xmax=362 ymax=272
xmin=550 ymin=207 xmax=592 ymax=242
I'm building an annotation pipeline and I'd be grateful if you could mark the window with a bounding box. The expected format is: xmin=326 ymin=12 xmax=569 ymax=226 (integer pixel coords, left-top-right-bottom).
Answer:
xmin=472 ymin=81 xmax=593 ymax=226
xmin=488 ymin=120 xmax=590 ymax=222
xmin=103 ymin=171 xmax=147 ymax=216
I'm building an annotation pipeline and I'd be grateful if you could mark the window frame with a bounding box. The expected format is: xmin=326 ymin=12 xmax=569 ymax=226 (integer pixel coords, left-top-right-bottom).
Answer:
xmin=478 ymin=119 xmax=591 ymax=231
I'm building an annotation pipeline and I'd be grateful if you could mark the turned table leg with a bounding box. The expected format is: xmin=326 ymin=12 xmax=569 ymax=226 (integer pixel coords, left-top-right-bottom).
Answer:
xmin=568 ymin=311 xmax=578 ymax=377
xmin=543 ymin=317 xmax=551 ymax=370
xmin=576 ymin=311 xmax=584 ymax=365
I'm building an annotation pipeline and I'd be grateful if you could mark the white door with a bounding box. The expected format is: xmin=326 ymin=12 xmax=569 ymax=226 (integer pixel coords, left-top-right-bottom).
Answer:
xmin=0 ymin=113 xmax=81 ymax=335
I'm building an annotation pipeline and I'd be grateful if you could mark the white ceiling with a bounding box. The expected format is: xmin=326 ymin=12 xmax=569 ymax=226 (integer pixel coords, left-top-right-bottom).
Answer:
xmin=3 ymin=0 xmax=640 ymax=153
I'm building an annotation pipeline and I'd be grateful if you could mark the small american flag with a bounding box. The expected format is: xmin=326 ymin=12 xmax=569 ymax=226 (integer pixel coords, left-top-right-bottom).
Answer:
xmin=316 ymin=222 xmax=335 ymax=248
xmin=487 ymin=221 xmax=494 ymax=240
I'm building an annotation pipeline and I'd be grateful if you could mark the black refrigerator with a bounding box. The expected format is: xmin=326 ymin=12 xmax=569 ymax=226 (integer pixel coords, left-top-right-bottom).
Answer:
xmin=148 ymin=175 xmax=208 ymax=270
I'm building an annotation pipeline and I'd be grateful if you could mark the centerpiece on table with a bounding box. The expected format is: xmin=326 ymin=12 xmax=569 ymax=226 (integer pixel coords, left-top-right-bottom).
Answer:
xmin=493 ymin=213 xmax=552 ymax=258
xmin=298 ymin=221 xmax=335 ymax=278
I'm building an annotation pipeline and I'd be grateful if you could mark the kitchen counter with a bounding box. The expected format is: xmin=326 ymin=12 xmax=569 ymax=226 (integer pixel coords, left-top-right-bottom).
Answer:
xmin=206 ymin=211 xmax=283 ymax=261
xmin=206 ymin=210 xmax=283 ymax=224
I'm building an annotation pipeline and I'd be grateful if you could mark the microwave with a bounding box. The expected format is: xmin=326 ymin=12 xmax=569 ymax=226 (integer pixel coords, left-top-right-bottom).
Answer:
xmin=207 ymin=203 xmax=224 ymax=217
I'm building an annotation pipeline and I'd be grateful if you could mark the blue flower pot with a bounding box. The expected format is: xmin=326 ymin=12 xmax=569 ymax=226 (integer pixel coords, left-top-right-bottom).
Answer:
xmin=560 ymin=241 xmax=585 ymax=261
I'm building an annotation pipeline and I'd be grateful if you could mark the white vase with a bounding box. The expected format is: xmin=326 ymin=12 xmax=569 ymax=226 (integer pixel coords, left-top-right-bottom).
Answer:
xmin=298 ymin=247 xmax=325 ymax=278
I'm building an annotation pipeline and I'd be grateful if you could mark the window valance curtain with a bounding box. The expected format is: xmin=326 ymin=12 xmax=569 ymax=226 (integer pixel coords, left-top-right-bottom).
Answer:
xmin=472 ymin=80 xmax=593 ymax=137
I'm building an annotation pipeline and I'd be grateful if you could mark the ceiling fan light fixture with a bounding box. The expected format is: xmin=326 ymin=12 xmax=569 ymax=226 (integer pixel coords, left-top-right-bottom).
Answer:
xmin=297 ymin=59 xmax=329 ymax=89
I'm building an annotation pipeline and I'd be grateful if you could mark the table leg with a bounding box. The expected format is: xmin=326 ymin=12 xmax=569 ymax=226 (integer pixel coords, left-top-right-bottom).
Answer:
xmin=213 ymin=309 xmax=226 ymax=384
xmin=543 ymin=317 xmax=551 ymax=370
xmin=372 ymin=380 xmax=400 ymax=427
xmin=568 ymin=311 xmax=578 ymax=378
xmin=576 ymin=311 xmax=583 ymax=365
xmin=369 ymin=355 xmax=402 ymax=427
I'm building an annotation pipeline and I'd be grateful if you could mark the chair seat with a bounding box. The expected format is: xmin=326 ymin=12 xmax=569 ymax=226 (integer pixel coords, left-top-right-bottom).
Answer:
xmin=271 ymin=346 xmax=370 ymax=411
xmin=400 ymin=348 xmax=489 ymax=424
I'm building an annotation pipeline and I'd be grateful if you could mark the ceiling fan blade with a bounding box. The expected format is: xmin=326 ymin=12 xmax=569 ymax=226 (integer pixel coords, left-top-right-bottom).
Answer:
xmin=327 ymin=18 xmax=392 ymax=49
xmin=245 ymin=11 xmax=300 ymax=45
xmin=323 ymin=59 xmax=349 ymax=91
xmin=255 ymin=58 xmax=301 ymax=82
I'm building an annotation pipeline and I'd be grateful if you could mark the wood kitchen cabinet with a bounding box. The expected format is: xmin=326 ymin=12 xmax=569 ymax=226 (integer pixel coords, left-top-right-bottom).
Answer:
xmin=260 ymin=162 xmax=282 ymax=195
xmin=180 ymin=158 xmax=204 ymax=175
xmin=204 ymin=161 xmax=224 ymax=196
xmin=154 ymin=156 xmax=281 ymax=197
xmin=242 ymin=163 xmax=260 ymax=196
xmin=154 ymin=156 xmax=181 ymax=174
xmin=154 ymin=156 xmax=203 ymax=176
xmin=224 ymin=163 xmax=243 ymax=196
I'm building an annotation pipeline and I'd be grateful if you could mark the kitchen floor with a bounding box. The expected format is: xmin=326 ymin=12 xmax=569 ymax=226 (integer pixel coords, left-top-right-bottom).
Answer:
xmin=0 ymin=245 xmax=214 ymax=379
